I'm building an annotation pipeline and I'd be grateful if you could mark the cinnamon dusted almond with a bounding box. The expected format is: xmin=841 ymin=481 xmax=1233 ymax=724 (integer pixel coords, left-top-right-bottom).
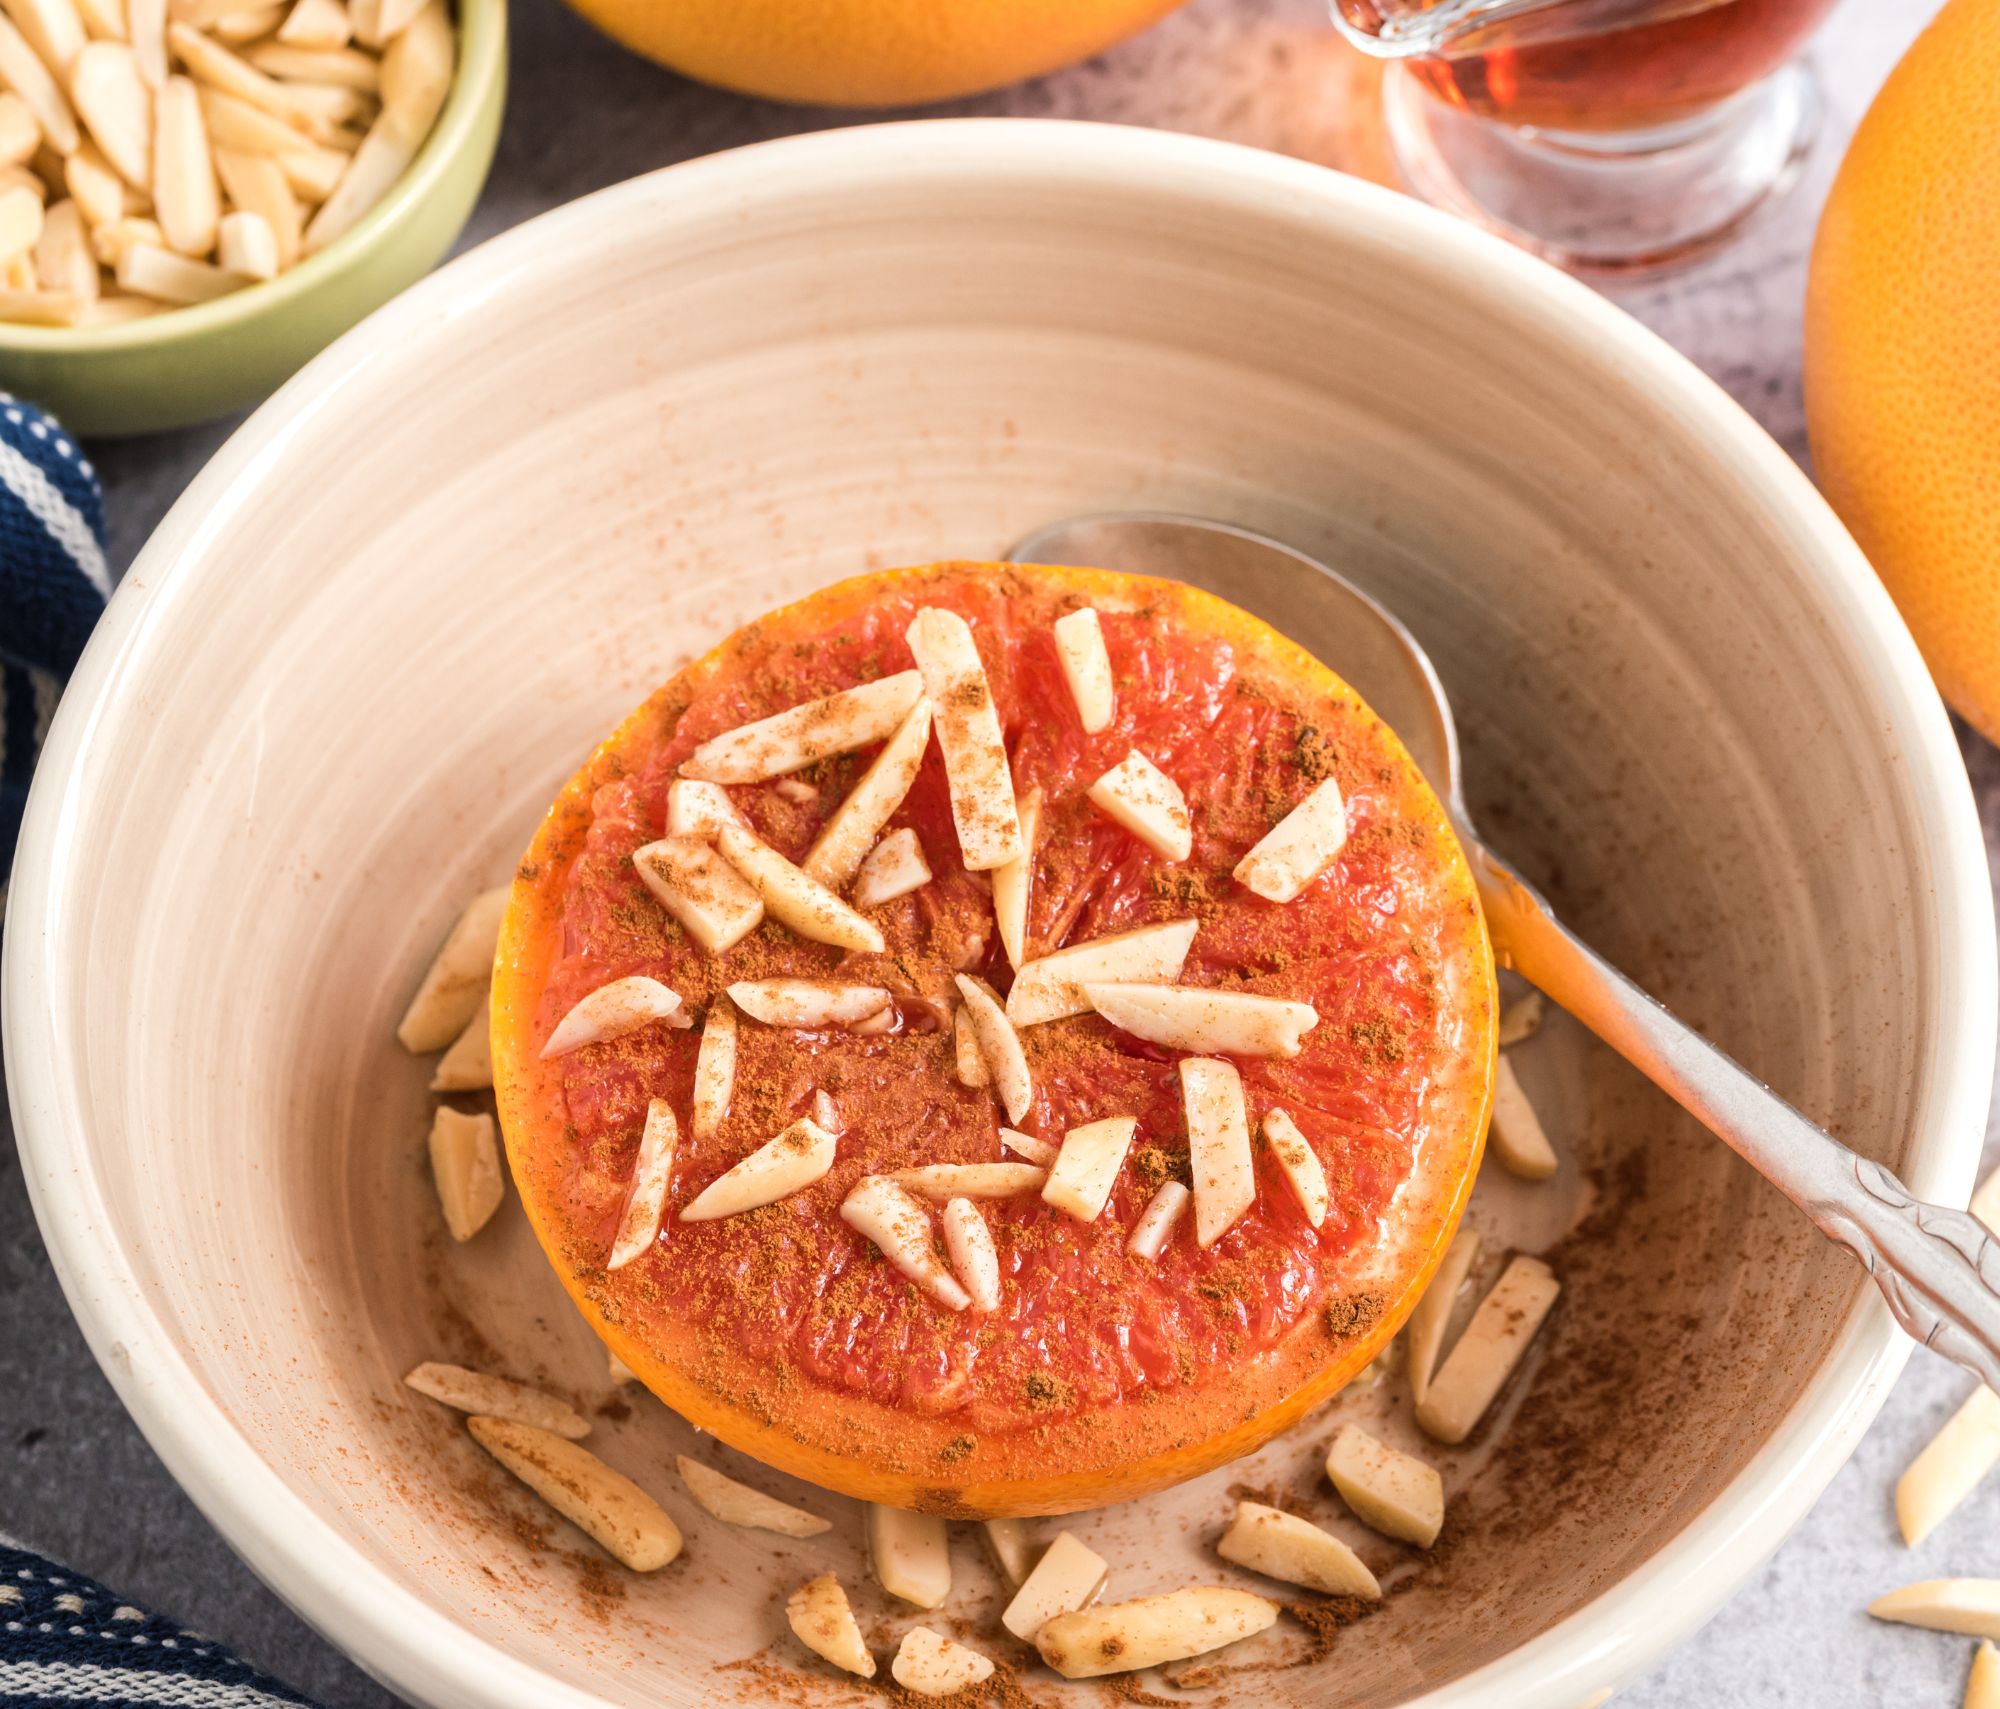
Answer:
xmin=606 ymin=1098 xmax=678 ymax=1269
xmin=1001 ymin=1529 xmax=1107 ymax=1639
xmin=679 ymin=1116 xmax=835 ymax=1222
xmin=1087 ymin=983 xmax=1317 ymax=1058
xmin=773 ymin=777 xmax=816 ymax=803
xmin=1262 ymin=1107 xmax=1327 ymax=1228
xmin=541 ymin=975 xmax=683 ymax=1058
xmin=1489 ymin=1055 xmax=1558 ymax=1181
xmin=1127 ymin=1180 xmax=1189 ymax=1260
xmin=895 ymin=1162 xmax=1046 ymax=1200
xmin=786 ymin=1573 xmax=875 ymax=1678
xmin=841 ymin=1177 xmax=970 ymax=1311
xmin=982 ymin=1517 xmax=1035 ymax=1587
xmin=867 ymin=1502 xmax=951 ymax=1608
xmin=1053 ymin=606 xmax=1115 ymax=733
xmin=1036 ymin=1587 xmax=1278 ymax=1679
xmin=891 ymin=1627 xmax=994 ymax=1698
xmin=810 ymin=1088 xmax=842 ymax=1133
xmin=954 ymin=972 xmax=1032 ymax=1124
xmin=466 ymin=1416 xmax=682 ymax=1571
xmin=726 ymin=978 xmax=889 ymax=1029
xmin=633 ymin=834 xmax=764 ymax=953
xmin=665 ymin=776 xmax=744 ymax=839
xmin=1088 ymin=749 xmax=1191 ymax=861
xmin=404 ymin=1361 xmax=589 ymax=1439
xmin=675 ymin=1455 xmax=831 ymax=1537
xmin=799 ymin=694 xmax=931 ymax=889
xmin=942 ymin=1196 xmax=1000 ymax=1312
xmin=1415 ymin=1253 xmax=1560 ymax=1445
xmin=427 ymin=1106 xmax=501 ymax=1241
xmin=990 ymin=784 xmax=1041 ymax=969
xmin=1182 ymin=1057 xmax=1254 ymax=1249
xmin=952 ymin=1003 xmax=989 ymax=1087
xmin=716 ymin=822 xmax=884 ymax=952
xmin=1216 ymin=1501 xmax=1379 ymax=1599
xmin=999 ymin=1126 xmax=1057 ymax=1167
xmin=1406 ymin=1224 xmax=1480 ymax=1406
xmin=905 ymin=605 xmax=1021 ymax=871
xmin=1234 ymin=776 xmax=1348 ymax=904
xmin=1042 ymin=1116 xmax=1136 ymax=1225
xmin=690 ymin=997 xmax=736 ymax=1141
xmin=396 ymin=882 xmax=506 ymax=1051
xmin=849 ymin=823 xmax=931 ymax=909
xmin=1006 ymin=917 xmax=1198 ymax=1026
xmin=681 ymin=669 xmax=924 ymax=783
xmin=1324 ymin=1423 xmax=1444 ymax=1546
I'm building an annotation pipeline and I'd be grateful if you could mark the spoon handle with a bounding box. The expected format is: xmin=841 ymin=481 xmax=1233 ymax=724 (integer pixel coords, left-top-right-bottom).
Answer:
xmin=1470 ymin=841 xmax=2000 ymax=1394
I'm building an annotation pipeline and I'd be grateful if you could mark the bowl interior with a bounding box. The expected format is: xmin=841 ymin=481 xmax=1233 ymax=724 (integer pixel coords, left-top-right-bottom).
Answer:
xmin=10 ymin=125 xmax=1985 ymax=1709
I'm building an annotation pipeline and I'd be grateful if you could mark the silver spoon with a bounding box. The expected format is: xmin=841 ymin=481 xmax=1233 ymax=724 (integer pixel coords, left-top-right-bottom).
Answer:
xmin=1009 ymin=511 xmax=2000 ymax=1392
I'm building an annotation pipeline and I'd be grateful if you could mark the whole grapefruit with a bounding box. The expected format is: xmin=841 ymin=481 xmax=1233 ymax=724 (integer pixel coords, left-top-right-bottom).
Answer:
xmin=1806 ymin=0 xmax=2000 ymax=744
xmin=562 ymin=0 xmax=1187 ymax=107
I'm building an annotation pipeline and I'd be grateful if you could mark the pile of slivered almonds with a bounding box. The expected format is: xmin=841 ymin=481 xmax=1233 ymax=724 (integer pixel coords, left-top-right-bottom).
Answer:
xmin=0 ymin=0 xmax=452 ymax=324
xmin=384 ymin=603 xmax=1592 ymax=1691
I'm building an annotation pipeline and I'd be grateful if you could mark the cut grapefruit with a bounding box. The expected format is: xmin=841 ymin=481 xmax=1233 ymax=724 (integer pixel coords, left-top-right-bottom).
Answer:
xmin=493 ymin=563 xmax=1494 ymax=1516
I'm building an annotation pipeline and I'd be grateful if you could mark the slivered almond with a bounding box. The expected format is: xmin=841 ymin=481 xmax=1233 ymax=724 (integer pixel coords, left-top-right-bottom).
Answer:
xmin=0 ymin=92 xmax=39 ymax=166
xmin=428 ymin=990 xmax=490 ymax=1090
xmin=1183 ymin=1057 xmax=1254 ymax=1249
xmin=1974 ymin=1163 xmax=2000 ymax=1235
xmin=1128 ymin=1180 xmax=1189 ymax=1259
xmin=1498 ymin=989 xmax=1546 ymax=1047
xmin=211 ymin=6 xmax=283 ymax=42
xmin=6 ymin=0 xmax=84 ymax=76
xmin=982 ymin=1517 xmax=1035 ymax=1588
xmin=1053 ymin=606 xmax=1115 ymax=733
xmin=153 ymin=75 xmax=217 ymax=255
xmin=716 ymin=823 xmax=884 ymax=952
xmin=215 ymin=204 xmax=273 ymax=274
xmin=74 ymin=0 xmax=122 ymax=42
xmin=905 ymin=606 xmax=1020 ymax=871
xmin=1262 ymin=1107 xmax=1327 ymax=1228
xmin=1217 ymin=1501 xmax=1380 ymax=1599
xmin=665 ymin=776 xmax=744 ymax=839
xmin=0 ymin=14 xmax=77 ymax=152
xmin=606 ymin=1098 xmax=677 ymax=1269
xmin=0 ymin=181 xmax=36 ymax=262
xmin=842 ymin=1176 xmax=970 ymax=1310
xmin=868 ymin=1503 xmax=951 ymax=1608
xmin=30 ymin=197 xmax=94 ymax=297
xmin=676 ymin=1455 xmax=830 ymax=1537
xmin=1234 ymin=777 xmax=1348 ymax=903
xmin=679 ymin=1116 xmax=834 ymax=1222
xmin=94 ymin=218 xmax=165 ymax=269
xmin=605 ymin=1347 xmax=636 ymax=1386
xmin=726 ymin=978 xmax=889 ymax=1029
xmin=64 ymin=140 xmax=127 ymax=225
xmin=344 ymin=0 xmax=373 ymax=44
xmin=811 ymin=1087 xmax=842 ymax=1133
xmin=541 ymin=975 xmax=682 ymax=1057
xmin=277 ymin=0 xmax=348 ymax=47
xmin=1001 ymin=1529 xmax=1107 ymax=1639
xmin=248 ymin=40 xmax=377 ymax=85
xmin=467 ymin=1416 xmax=681 ymax=1571
xmin=73 ymin=291 xmax=156 ymax=320
xmin=1869 ymin=1581 xmax=2000 ymax=1641
xmin=942 ymin=1197 xmax=1000 ymax=1312
xmin=953 ymin=1003 xmax=989 ymax=1087
xmin=1324 ymin=1424 xmax=1444 ymax=1547
xmin=115 ymin=237 xmax=240 ymax=298
xmin=1088 ymin=750 xmax=1190 ymax=861
xmin=168 ymin=21 xmax=324 ymax=131
xmin=1897 ymin=1385 xmax=2000 ymax=1547
xmin=846 ymin=1003 xmax=893 ymax=1036
xmin=214 ymin=145 xmax=297 ymax=263
xmin=299 ymin=110 xmax=407 ymax=250
xmin=954 ymin=972 xmax=1031 ymax=1124
xmin=1007 ymin=918 xmax=1198 ymax=1027
xmin=1970 ymin=1641 xmax=2000 ymax=1709
xmin=633 ymin=834 xmax=763 ymax=953
xmin=682 ymin=670 xmax=924 ymax=784
xmin=892 ymin=1628 xmax=994 ymax=1698
xmin=196 ymin=82 xmax=302 ymax=151
xmin=374 ymin=0 xmax=444 ymax=131
xmin=1406 ymin=1225 xmax=1479 ymax=1406
xmin=801 ymin=695 xmax=931 ymax=889
xmin=787 ymin=1573 xmax=875 ymax=1678
xmin=1415 ymin=1253 xmax=1559 ymax=1444
xmin=74 ymin=42 xmax=150 ymax=185
xmin=1042 ymin=1116 xmax=1136 ymax=1224
xmin=370 ymin=0 xmax=420 ymax=40
xmin=427 ymin=1106 xmax=501 ymax=1241
xmin=126 ymin=0 xmax=163 ymax=82
xmin=691 ymin=997 xmax=736 ymax=1141
xmin=404 ymin=1362 xmax=589 ymax=1439
xmin=1085 ymin=983 xmax=1318 ymax=1058
xmin=850 ymin=825 xmax=931 ymax=909
xmin=896 ymin=1162 xmax=1046 ymax=1200
xmin=775 ymin=777 xmax=818 ymax=803
xmin=1489 ymin=1056 xmax=1557 ymax=1180
xmin=1037 ymin=1588 xmax=1278 ymax=1679
xmin=990 ymin=784 xmax=1040 ymax=970
xmin=1000 ymin=1126 xmax=1057 ymax=1167
xmin=0 ymin=284 xmax=78 ymax=317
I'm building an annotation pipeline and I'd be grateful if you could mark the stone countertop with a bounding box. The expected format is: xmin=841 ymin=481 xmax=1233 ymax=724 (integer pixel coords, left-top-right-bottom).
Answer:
xmin=5 ymin=0 xmax=1997 ymax=1703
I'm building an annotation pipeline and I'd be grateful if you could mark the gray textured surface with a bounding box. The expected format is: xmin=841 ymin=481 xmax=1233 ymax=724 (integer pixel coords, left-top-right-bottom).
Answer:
xmin=5 ymin=0 xmax=1997 ymax=1703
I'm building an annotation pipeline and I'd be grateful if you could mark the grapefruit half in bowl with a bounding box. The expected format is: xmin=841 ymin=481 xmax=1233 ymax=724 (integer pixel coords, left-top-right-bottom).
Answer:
xmin=492 ymin=560 xmax=1495 ymax=1515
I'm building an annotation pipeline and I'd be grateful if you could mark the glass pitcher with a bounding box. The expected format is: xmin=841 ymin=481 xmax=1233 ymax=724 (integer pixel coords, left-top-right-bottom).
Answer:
xmin=1333 ymin=0 xmax=1842 ymax=272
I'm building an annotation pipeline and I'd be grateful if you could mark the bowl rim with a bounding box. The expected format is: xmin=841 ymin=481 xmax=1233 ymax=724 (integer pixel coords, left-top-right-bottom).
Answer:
xmin=0 ymin=0 xmax=506 ymax=357
xmin=6 ymin=118 xmax=1994 ymax=1709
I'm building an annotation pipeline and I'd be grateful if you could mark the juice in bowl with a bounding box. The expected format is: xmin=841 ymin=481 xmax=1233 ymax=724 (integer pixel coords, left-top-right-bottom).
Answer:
xmin=1334 ymin=0 xmax=1842 ymax=270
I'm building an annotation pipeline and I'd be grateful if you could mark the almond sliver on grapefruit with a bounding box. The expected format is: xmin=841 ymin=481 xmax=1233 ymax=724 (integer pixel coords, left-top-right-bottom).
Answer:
xmin=492 ymin=562 xmax=1495 ymax=1516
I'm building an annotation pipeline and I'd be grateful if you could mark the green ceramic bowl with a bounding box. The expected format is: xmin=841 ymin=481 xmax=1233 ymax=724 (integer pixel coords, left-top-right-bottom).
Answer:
xmin=0 ymin=0 xmax=506 ymax=437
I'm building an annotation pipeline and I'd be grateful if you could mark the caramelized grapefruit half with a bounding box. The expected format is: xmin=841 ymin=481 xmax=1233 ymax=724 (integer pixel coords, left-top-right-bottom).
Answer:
xmin=493 ymin=563 xmax=1494 ymax=1516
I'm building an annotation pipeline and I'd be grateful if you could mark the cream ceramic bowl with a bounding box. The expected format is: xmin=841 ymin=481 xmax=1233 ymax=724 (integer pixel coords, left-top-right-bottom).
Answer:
xmin=6 ymin=121 xmax=1994 ymax=1708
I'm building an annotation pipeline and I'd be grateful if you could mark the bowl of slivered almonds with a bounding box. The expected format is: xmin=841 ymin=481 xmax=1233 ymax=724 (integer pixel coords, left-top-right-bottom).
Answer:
xmin=0 ymin=0 xmax=501 ymax=434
